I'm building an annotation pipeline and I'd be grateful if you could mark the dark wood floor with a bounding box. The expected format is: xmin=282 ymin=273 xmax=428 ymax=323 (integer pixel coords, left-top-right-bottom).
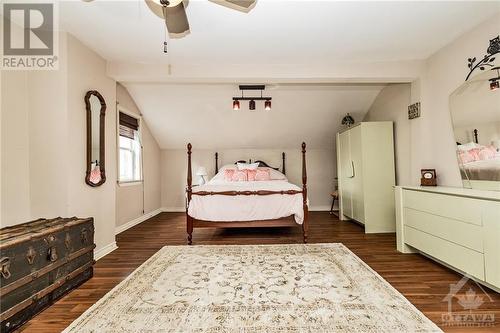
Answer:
xmin=18 ymin=212 xmax=500 ymax=332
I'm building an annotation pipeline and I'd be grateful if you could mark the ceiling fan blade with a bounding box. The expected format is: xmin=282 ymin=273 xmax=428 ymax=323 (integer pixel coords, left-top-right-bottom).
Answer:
xmin=144 ymin=0 xmax=190 ymax=38
xmin=144 ymin=0 xmax=164 ymax=19
xmin=162 ymin=2 xmax=190 ymax=38
xmin=209 ymin=0 xmax=256 ymax=13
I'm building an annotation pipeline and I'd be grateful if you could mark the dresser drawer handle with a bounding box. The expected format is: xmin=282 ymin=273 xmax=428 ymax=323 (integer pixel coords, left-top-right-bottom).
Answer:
xmin=0 ymin=257 xmax=11 ymax=279
xmin=47 ymin=247 xmax=58 ymax=262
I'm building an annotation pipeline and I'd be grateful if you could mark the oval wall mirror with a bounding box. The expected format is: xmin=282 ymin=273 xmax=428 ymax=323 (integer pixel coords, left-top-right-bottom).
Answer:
xmin=449 ymin=69 xmax=500 ymax=191
xmin=85 ymin=90 xmax=106 ymax=187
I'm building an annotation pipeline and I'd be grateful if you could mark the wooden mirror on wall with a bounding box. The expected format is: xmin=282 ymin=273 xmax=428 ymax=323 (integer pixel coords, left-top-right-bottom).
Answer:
xmin=85 ymin=90 xmax=106 ymax=187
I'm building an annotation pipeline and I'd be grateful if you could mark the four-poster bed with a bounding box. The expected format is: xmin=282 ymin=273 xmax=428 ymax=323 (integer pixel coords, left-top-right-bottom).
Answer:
xmin=186 ymin=143 xmax=309 ymax=244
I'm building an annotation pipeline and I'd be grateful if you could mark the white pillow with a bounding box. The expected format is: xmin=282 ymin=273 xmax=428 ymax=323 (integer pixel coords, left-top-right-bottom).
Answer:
xmin=266 ymin=168 xmax=287 ymax=181
xmin=218 ymin=164 xmax=237 ymax=172
xmin=457 ymin=142 xmax=479 ymax=151
xmin=237 ymin=162 xmax=259 ymax=170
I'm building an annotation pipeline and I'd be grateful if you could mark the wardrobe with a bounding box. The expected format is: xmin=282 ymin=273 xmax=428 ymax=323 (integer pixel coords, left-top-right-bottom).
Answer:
xmin=336 ymin=122 xmax=396 ymax=233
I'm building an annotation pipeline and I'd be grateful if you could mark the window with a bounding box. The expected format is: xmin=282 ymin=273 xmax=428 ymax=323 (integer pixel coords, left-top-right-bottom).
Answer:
xmin=118 ymin=111 xmax=142 ymax=183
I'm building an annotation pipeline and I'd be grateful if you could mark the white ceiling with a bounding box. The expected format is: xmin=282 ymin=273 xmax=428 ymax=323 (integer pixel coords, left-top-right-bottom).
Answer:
xmin=125 ymin=83 xmax=385 ymax=149
xmin=60 ymin=0 xmax=500 ymax=67
xmin=59 ymin=1 xmax=499 ymax=150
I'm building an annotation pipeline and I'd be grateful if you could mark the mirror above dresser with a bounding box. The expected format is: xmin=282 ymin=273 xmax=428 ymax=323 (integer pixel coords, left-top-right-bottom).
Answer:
xmin=449 ymin=68 xmax=500 ymax=192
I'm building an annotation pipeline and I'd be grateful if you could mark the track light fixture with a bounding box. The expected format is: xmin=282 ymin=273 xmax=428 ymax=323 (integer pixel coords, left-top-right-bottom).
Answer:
xmin=233 ymin=100 xmax=240 ymax=110
xmin=232 ymin=85 xmax=272 ymax=110
xmin=264 ymin=99 xmax=272 ymax=110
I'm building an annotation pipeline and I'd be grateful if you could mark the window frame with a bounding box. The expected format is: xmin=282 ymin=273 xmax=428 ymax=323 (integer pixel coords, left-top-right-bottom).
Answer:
xmin=116 ymin=105 xmax=143 ymax=186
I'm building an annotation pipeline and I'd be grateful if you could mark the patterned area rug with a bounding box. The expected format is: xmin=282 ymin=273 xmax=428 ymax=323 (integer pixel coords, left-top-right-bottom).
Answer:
xmin=64 ymin=244 xmax=441 ymax=332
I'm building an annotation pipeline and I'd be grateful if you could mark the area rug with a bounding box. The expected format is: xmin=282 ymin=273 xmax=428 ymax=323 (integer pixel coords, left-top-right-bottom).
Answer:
xmin=63 ymin=244 xmax=441 ymax=332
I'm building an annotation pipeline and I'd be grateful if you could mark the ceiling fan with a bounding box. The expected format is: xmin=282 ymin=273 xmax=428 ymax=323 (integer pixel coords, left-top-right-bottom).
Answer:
xmin=145 ymin=0 xmax=257 ymax=39
xmin=83 ymin=0 xmax=256 ymax=53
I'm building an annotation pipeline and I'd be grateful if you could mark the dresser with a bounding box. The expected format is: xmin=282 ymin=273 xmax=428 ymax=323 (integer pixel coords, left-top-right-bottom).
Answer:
xmin=337 ymin=122 xmax=396 ymax=233
xmin=395 ymin=186 xmax=500 ymax=292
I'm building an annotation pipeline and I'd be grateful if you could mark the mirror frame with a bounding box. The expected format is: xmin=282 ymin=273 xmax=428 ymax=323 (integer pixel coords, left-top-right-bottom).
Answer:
xmin=85 ymin=90 xmax=106 ymax=187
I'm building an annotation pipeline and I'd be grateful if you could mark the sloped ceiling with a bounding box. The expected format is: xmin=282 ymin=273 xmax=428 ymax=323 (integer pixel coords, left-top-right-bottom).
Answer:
xmin=124 ymin=83 xmax=385 ymax=149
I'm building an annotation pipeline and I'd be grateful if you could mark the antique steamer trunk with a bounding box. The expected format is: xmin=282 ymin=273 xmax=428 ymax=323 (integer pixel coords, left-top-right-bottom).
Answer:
xmin=0 ymin=217 xmax=95 ymax=332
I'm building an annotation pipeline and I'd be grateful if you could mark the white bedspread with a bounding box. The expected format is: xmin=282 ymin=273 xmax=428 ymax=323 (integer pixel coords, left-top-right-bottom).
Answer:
xmin=188 ymin=179 xmax=306 ymax=224
xmin=461 ymin=156 xmax=500 ymax=181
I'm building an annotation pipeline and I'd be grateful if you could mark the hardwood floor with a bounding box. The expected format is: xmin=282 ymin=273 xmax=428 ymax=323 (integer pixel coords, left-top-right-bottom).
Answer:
xmin=18 ymin=212 xmax=500 ymax=332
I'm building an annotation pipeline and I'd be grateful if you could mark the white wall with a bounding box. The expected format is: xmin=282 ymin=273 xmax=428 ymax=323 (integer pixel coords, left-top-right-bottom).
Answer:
xmin=363 ymin=84 xmax=411 ymax=185
xmin=1 ymin=71 xmax=31 ymax=225
xmin=161 ymin=147 xmax=334 ymax=211
xmin=65 ymin=34 xmax=117 ymax=253
xmin=1 ymin=31 xmax=70 ymax=226
xmin=410 ymin=14 xmax=500 ymax=186
xmin=116 ymin=83 xmax=161 ymax=228
xmin=28 ymin=33 xmax=69 ymax=219
xmin=362 ymin=14 xmax=499 ymax=187
xmin=1 ymin=32 xmax=118 ymax=255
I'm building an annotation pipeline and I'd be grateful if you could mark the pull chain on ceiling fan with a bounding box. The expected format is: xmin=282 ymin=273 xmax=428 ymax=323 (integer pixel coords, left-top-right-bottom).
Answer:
xmin=84 ymin=0 xmax=256 ymax=53
xmin=145 ymin=0 xmax=256 ymax=52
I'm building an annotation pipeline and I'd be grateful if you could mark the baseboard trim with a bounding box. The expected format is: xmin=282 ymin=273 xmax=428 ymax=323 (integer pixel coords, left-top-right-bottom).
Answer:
xmin=161 ymin=207 xmax=185 ymax=213
xmin=94 ymin=241 xmax=118 ymax=261
xmin=309 ymin=206 xmax=331 ymax=212
xmin=115 ymin=208 xmax=163 ymax=235
xmin=161 ymin=206 xmax=330 ymax=212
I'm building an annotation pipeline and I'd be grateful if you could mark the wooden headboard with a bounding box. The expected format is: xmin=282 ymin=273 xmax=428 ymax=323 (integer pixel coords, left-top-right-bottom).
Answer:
xmin=214 ymin=152 xmax=286 ymax=175
xmin=456 ymin=128 xmax=479 ymax=146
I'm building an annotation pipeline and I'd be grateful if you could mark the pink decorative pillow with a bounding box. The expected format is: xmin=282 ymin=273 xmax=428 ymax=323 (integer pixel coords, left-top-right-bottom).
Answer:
xmin=231 ymin=169 xmax=248 ymax=182
xmin=246 ymin=169 xmax=257 ymax=181
xmin=255 ymin=168 xmax=271 ymax=181
xmin=458 ymin=151 xmax=475 ymax=164
xmin=487 ymin=145 xmax=498 ymax=154
xmin=223 ymin=169 xmax=235 ymax=181
xmin=478 ymin=146 xmax=495 ymax=160
xmin=468 ymin=148 xmax=481 ymax=161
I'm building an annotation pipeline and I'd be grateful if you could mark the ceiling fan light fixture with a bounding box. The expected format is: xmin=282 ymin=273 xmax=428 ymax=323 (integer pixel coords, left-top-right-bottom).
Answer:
xmin=249 ymin=100 xmax=256 ymax=110
xmin=264 ymin=99 xmax=271 ymax=110
xmin=233 ymin=99 xmax=240 ymax=110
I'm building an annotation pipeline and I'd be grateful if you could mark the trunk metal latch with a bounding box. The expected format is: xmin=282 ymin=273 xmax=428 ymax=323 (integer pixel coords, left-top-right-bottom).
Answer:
xmin=0 ymin=257 xmax=11 ymax=279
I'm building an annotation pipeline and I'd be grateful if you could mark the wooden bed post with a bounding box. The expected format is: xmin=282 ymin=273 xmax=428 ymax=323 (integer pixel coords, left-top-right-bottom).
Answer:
xmin=187 ymin=143 xmax=193 ymax=245
xmin=301 ymin=142 xmax=309 ymax=243
xmin=215 ymin=152 xmax=218 ymax=176
xmin=282 ymin=152 xmax=286 ymax=175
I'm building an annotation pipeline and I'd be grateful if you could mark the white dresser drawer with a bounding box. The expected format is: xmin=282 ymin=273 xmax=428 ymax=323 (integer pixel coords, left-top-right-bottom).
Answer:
xmin=404 ymin=226 xmax=485 ymax=280
xmin=404 ymin=208 xmax=483 ymax=253
xmin=403 ymin=190 xmax=483 ymax=226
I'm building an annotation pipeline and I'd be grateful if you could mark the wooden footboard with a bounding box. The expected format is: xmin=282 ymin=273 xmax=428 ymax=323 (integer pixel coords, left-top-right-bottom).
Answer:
xmin=186 ymin=143 xmax=309 ymax=244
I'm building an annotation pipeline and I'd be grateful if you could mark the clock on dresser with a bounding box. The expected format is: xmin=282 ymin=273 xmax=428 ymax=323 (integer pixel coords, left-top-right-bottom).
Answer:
xmin=420 ymin=169 xmax=437 ymax=186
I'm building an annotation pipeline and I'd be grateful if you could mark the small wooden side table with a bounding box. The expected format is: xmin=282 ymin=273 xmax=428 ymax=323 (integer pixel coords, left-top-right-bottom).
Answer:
xmin=330 ymin=190 xmax=339 ymax=215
